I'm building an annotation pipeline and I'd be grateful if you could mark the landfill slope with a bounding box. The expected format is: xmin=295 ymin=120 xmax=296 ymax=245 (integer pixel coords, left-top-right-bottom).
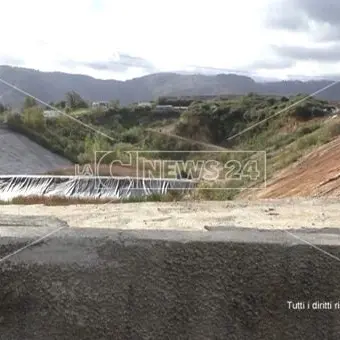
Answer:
xmin=0 ymin=128 xmax=71 ymax=174
xmin=241 ymin=136 xmax=340 ymax=199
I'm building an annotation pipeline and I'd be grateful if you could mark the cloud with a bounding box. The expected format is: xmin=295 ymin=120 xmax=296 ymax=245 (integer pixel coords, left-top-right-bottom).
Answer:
xmin=84 ymin=54 xmax=156 ymax=72
xmin=61 ymin=53 xmax=156 ymax=73
xmin=294 ymin=0 xmax=340 ymax=26
xmin=0 ymin=55 xmax=24 ymax=66
xmin=266 ymin=2 xmax=308 ymax=31
xmin=270 ymin=43 xmax=340 ymax=62
xmin=182 ymin=65 xmax=253 ymax=76
xmin=2 ymin=0 xmax=340 ymax=81
xmin=0 ymin=0 xmax=279 ymax=79
xmin=245 ymin=58 xmax=295 ymax=70
xmin=267 ymin=0 xmax=340 ymax=42
xmin=264 ymin=0 xmax=340 ymax=74
xmin=179 ymin=57 xmax=295 ymax=78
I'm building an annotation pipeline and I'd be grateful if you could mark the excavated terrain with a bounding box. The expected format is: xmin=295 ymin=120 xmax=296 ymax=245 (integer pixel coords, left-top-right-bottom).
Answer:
xmin=241 ymin=136 xmax=340 ymax=199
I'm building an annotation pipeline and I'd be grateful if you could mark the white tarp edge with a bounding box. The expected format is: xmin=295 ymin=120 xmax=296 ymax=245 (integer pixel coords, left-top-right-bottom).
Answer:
xmin=0 ymin=176 xmax=198 ymax=201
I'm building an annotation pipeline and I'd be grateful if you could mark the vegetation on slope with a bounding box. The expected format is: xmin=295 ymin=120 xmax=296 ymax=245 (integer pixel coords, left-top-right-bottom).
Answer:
xmin=3 ymin=92 xmax=340 ymax=200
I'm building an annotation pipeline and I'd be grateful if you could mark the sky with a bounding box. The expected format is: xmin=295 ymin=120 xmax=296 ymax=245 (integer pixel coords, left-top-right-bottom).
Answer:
xmin=1 ymin=0 xmax=340 ymax=81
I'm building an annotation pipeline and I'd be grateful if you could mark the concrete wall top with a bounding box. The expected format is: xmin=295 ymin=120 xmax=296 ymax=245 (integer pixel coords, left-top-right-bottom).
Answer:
xmin=1 ymin=224 xmax=340 ymax=339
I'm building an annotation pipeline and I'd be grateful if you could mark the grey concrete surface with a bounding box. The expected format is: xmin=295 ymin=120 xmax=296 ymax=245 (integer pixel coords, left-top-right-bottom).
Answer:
xmin=0 ymin=215 xmax=69 ymax=242
xmin=0 ymin=214 xmax=69 ymax=228
xmin=0 ymin=128 xmax=71 ymax=174
xmin=1 ymin=220 xmax=340 ymax=339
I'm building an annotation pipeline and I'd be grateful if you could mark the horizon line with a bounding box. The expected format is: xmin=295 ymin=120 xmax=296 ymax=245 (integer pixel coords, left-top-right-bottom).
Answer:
xmin=0 ymin=64 xmax=337 ymax=83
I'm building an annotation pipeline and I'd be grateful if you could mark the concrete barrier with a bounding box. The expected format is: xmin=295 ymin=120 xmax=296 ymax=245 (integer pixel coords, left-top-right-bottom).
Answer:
xmin=0 ymin=219 xmax=340 ymax=339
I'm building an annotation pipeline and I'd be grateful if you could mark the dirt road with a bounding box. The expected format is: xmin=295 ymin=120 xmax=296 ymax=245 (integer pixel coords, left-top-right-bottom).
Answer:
xmin=1 ymin=198 xmax=339 ymax=231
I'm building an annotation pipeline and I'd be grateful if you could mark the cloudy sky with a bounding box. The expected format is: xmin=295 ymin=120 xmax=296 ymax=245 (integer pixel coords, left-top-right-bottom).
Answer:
xmin=1 ymin=0 xmax=340 ymax=81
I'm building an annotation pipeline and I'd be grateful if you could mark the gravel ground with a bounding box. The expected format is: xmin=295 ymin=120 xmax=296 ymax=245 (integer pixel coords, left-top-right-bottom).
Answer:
xmin=1 ymin=198 xmax=339 ymax=231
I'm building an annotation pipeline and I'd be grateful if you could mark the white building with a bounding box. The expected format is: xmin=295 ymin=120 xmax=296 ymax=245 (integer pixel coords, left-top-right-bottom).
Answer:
xmin=43 ymin=110 xmax=62 ymax=118
xmin=154 ymin=105 xmax=173 ymax=112
xmin=173 ymin=106 xmax=188 ymax=112
xmin=137 ymin=102 xmax=153 ymax=108
xmin=92 ymin=101 xmax=110 ymax=109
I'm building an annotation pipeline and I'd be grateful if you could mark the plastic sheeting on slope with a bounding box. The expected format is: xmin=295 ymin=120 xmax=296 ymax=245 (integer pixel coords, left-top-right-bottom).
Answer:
xmin=0 ymin=176 xmax=197 ymax=201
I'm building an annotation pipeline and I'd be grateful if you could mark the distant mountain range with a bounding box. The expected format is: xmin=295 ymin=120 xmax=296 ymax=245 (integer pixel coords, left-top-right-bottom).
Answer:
xmin=1 ymin=65 xmax=340 ymax=108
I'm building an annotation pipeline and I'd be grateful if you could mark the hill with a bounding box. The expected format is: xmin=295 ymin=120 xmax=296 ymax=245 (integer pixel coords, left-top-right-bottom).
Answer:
xmin=1 ymin=66 xmax=340 ymax=107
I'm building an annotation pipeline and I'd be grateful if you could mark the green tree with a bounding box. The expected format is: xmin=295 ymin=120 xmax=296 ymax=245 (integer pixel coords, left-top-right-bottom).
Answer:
xmin=78 ymin=135 xmax=113 ymax=163
xmin=23 ymin=96 xmax=37 ymax=110
xmin=22 ymin=107 xmax=45 ymax=131
xmin=65 ymin=91 xmax=88 ymax=110
xmin=109 ymin=100 xmax=120 ymax=109
xmin=46 ymin=101 xmax=55 ymax=109
xmin=0 ymin=102 xmax=5 ymax=114
xmin=55 ymin=100 xmax=66 ymax=109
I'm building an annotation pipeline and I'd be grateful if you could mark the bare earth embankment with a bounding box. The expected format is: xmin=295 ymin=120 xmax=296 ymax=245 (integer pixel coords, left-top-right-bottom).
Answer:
xmin=240 ymin=136 xmax=340 ymax=199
